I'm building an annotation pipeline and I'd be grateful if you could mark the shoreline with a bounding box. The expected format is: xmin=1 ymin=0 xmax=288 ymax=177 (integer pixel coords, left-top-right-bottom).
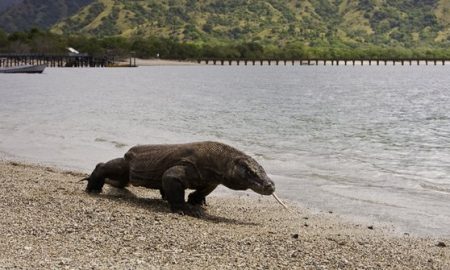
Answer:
xmin=117 ymin=58 xmax=202 ymax=66
xmin=115 ymin=58 xmax=450 ymax=67
xmin=0 ymin=160 xmax=449 ymax=269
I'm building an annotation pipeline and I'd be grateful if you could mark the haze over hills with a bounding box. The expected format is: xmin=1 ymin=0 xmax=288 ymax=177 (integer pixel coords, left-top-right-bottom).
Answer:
xmin=1 ymin=0 xmax=450 ymax=48
xmin=0 ymin=0 xmax=93 ymax=32
xmin=0 ymin=0 xmax=21 ymax=12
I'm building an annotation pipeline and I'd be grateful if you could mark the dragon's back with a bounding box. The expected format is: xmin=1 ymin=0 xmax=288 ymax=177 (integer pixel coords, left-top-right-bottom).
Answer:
xmin=125 ymin=141 xmax=245 ymax=184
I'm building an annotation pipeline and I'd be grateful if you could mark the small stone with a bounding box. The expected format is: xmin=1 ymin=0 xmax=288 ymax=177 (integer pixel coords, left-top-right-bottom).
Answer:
xmin=137 ymin=236 xmax=146 ymax=241
xmin=290 ymin=251 xmax=298 ymax=258
xmin=292 ymin=234 xmax=299 ymax=239
xmin=436 ymin=242 xmax=446 ymax=247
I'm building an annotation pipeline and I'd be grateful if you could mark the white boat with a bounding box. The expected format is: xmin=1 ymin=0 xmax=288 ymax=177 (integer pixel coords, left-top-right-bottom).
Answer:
xmin=0 ymin=64 xmax=46 ymax=74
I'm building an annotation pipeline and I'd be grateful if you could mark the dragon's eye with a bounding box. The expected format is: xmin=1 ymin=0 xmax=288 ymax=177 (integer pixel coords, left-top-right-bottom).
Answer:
xmin=246 ymin=169 xmax=255 ymax=177
xmin=237 ymin=164 xmax=247 ymax=176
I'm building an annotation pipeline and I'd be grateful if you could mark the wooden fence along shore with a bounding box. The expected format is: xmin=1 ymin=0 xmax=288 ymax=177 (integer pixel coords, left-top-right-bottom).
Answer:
xmin=197 ymin=58 xmax=450 ymax=66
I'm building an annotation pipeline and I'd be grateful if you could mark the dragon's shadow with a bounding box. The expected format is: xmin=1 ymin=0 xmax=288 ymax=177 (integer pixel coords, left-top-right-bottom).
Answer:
xmin=93 ymin=187 xmax=259 ymax=226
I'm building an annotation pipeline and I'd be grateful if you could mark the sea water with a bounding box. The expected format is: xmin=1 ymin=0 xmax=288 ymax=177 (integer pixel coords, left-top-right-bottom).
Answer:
xmin=0 ymin=65 xmax=449 ymax=236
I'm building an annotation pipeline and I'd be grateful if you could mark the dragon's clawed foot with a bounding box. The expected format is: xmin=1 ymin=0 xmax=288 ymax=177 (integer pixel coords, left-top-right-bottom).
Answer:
xmin=172 ymin=204 xmax=206 ymax=218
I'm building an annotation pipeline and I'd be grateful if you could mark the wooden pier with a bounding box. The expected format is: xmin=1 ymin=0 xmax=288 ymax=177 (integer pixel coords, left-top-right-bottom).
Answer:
xmin=197 ymin=58 xmax=450 ymax=66
xmin=0 ymin=53 xmax=111 ymax=68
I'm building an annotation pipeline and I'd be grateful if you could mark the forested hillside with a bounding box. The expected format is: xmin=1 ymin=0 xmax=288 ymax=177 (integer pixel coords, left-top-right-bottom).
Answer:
xmin=0 ymin=0 xmax=93 ymax=32
xmin=49 ymin=0 xmax=450 ymax=47
xmin=0 ymin=0 xmax=21 ymax=12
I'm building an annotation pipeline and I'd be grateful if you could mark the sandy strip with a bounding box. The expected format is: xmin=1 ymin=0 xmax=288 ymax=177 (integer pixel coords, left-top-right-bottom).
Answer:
xmin=0 ymin=161 xmax=448 ymax=269
xmin=118 ymin=58 xmax=201 ymax=66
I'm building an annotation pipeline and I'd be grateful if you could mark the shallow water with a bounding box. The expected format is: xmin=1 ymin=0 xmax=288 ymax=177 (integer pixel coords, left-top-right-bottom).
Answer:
xmin=1 ymin=66 xmax=449 ymax=236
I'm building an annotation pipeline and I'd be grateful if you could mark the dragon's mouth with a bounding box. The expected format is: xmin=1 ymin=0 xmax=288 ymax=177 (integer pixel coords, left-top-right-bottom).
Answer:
xmin=248 ymin=177 xmax=275 ymax=195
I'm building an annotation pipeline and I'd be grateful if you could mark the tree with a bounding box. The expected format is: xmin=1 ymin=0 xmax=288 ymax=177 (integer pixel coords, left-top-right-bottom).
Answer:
xmin=100 ymin=37 xmax=130 ymax=57
xmin=236 ymin=42 xmax=264 ymax=59
xmin=131 ymin=38 xmax=155 ymax=58
xmin=0 ymin=28 xmax=8 ymax=49
xmin=282 ymin=42 xmax=306 ymax=59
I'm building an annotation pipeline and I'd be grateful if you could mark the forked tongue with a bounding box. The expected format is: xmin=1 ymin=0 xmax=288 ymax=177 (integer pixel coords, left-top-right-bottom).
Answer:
xmin=272 ymin=193 xmax=289 ymax=210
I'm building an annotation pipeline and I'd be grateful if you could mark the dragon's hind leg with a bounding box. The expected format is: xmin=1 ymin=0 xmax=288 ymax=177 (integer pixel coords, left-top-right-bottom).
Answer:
xmin=85 ymin=158 xmax=129 ymax=193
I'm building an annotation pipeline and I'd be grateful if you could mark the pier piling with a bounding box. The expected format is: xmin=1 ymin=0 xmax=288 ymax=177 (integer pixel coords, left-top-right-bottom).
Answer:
xmin=196 ymin=58 xmax=448 ymax=67
xmin=0 ymin=53 xmax=110 ymax=68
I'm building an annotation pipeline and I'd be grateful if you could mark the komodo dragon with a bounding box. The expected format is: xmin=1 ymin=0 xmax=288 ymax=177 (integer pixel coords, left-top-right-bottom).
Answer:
xmin=84 ymin=141 xmax=276 ymax=216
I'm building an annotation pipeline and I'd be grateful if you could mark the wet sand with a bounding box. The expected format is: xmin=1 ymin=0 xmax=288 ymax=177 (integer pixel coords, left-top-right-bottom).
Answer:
xmin=0 ymin=161 xmax=448 ymax=269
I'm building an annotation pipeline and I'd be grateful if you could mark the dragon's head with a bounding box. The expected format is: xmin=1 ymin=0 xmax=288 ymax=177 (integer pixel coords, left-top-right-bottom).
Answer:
xmin=228 ymin=156 xmax=275 ymax=195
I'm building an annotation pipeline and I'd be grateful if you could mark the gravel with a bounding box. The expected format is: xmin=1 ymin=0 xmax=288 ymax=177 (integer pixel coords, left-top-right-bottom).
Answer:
xmin=0 ymin=161 xmax=449 ymax=269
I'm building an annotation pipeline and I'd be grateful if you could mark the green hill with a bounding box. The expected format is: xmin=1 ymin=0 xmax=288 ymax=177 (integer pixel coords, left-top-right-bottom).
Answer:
xmin=49 ymin=0 xmax=450 ymax=47
xmin=1 ymin=0 xmax=449 ymax=49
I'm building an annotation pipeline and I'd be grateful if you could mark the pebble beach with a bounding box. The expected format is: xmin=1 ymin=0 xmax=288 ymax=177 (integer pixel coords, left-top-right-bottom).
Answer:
xmin=0 ymin=161 xmax=449 ymax=269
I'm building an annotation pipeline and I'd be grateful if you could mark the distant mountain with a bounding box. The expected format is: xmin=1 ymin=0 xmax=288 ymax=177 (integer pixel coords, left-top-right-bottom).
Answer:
xmin=0 ymin=0 xmax=93 ymax=32
xmin=0 ymin=0 xmax=21 ymax=12
xmin=1 ymin=0 xmax=450 ymax=47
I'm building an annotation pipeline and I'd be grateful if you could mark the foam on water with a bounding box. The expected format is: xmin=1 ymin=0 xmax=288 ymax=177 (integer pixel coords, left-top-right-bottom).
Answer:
xmin=0 ymin=66 xmax=449 ymax=236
